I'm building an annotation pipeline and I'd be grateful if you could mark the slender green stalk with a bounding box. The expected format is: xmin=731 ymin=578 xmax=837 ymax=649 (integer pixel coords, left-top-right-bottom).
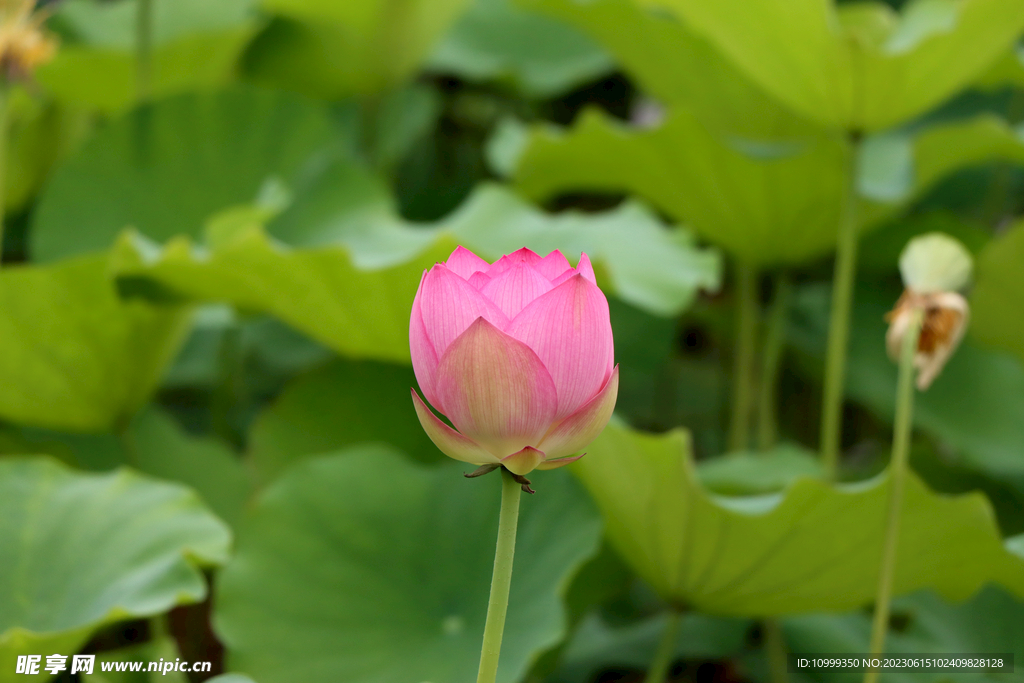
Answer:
xmin=864 ymin=308 xmax=923 ymax=683
xmin=0 ymin=84 xmax=9 ymax=264
xmin=476 ymin=468 xmax=522 ymax=683
xmin=136 ymin=0 xmax=153 ymax=102
xmin=764 ymin=618 xmax=789 ymax=683
xmin=644 ymin=608 xmax=683 ymax=683
xmin=758 ymin=274 xmax=792 ymax=450
xmin=820 ymin=135 xmax=862 ymax=478
xmin=729 ymin=263 xmax=758 ymax=452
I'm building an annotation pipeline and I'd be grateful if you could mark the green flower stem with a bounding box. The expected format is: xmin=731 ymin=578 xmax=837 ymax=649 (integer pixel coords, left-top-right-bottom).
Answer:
xmin=0 ymin=83 xmax=9 ymax=264
xmin=864 ymin=307 xmax=923 ymax=683
xmin=764 ymin=618 xmax=790 ymax=683
xmin=729 ymin=262 xmax=758 ymax=452
xmin=820 ymin=134 xmax=862 ymax=478
xmin=476 ymin=468 xmax=522 ymax=683
xmin=758 ymin=274 xmax=792 ymax=451
xmin=136 ymin=0 xmax=154 ymax=101
xmin=644 ymin=608 xmax=683 ymax=683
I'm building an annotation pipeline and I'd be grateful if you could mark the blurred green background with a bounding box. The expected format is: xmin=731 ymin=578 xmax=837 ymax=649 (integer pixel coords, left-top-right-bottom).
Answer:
xmin=0 ymin=0 xmax=1023 ymax=682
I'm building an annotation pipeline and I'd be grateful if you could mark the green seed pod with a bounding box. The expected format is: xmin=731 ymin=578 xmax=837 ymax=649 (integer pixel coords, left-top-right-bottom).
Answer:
xmin=898 ymin=232 xmax=973 ymax=294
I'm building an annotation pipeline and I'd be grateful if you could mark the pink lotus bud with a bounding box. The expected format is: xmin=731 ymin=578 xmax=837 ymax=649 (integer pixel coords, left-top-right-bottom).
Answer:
xmin=410 ymin=246 xmax=618 ymax=476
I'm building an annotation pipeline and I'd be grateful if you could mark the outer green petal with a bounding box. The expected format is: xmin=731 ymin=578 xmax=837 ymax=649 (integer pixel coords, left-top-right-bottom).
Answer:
xmin=501 ymin=446 xmax=546 ymax=475
xmin=536 ymin=453 xmax=586 ymax=471
xmin=411 ymin=389 xmax=498 ymax=465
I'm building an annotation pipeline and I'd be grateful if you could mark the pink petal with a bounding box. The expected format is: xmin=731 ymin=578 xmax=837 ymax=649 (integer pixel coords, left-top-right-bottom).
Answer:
xmin=507 ymin=274 xmax=614 ymax=420
xmin=411 ymin=389 xmax=497 ymax=464
xmin=409 ymin=277 xmax=441 ymax=410
xmin=535 ymin=250 xmax=573 ymax=281
xmin=467 ymin=271 xmax=491 ymax=290
xmin=435 ymin=318 xmax=557 ymax=459
xmin=550 ymin=253 xmax=597 ymax=287
xmin=501 ymin=446 xmax=545 ymax=475
xmin=418 ymin=264 xmax=510 ymax=358
xmin=485 ymin=247 xmax=542 ymax=277
xmin=481 ymin=262 xmax=555 ymax=318
xmin=575 ymin=252 xmax=598 ymax=284
xmin=536 ymin=453 xmax=585 ymax=470
xmin=445 ymin=245 xmax=491 ymax=280
xmin=550 ymin=270 xmax=577 ymax=287
xmin=538 ymin=366 xmax=619 ymax=459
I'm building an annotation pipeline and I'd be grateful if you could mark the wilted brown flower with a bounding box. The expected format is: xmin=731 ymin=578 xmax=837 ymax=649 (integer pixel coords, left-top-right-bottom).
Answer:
xmin=885 ymin=289 xmax=969 ymax=390
xmin=0 ymin=0 xmax=56 ymax=82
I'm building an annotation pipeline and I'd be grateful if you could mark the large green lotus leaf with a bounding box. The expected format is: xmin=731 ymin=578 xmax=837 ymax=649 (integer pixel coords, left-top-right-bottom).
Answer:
xmin=39 ymin=32 xmax=256 ymax=115
xmin=1 ymin=408 xmax=251 ymax=529
xmin=159 ymin=307 xmax=333 ymax=393
xmin=515 ymin=107 xmax=849 ymax=266
xmin=248 ymin=359 xmax=440 ymax=485
xmin=549 ymin=611 xmax=749 ymax=683
xmin=0 ymin=255 xmax=190 ymax=432
xmin=40 ymin=0 xmax=259 ymax=113
xmin=427 ymin=0 xmax=613 ymax=98
xmin=214 ymin=446 xmax=602 ymax=683
xmin=52 ymin=0 xmax=256 ymax=47
xmin=971 ymin=219 xmax=1024 ymax=365
xmin=515 ymin=0 xmax=817 ymax=139
xmin=0 ymin=457 xmax=230 ymax=683
xmin=514 ymin=109 xmax=1024 ymax=266
xmin=574 ymin=421 xmax=1024 ymax=616
xmin=4 ymin=91 xmax=90 ymax=214
xmin=641 ymin=0 xmax=1024 ymax=131
xmin=269 ymin=161 xmax=720 ymax=314
xmin=126 ymin=409 xmax=251 ymax=528
xmin=788 ymin=283 xmax=1024 ymax=478
xmin=110 ymin=183 xmax=718 ymax=363
xmin=974 ymin=43 xmax=1024 ymax=90
xmin=783 ymin=585 xmax=1024 ymax=683
xmin=909 ymin=114 xmax=1024 ymax=201
xmin=696 ymin=445 xmax=824 ymax=496
xmin=244 ymin=0 xmax=472 ymax=97
xmin=636 ymin=0 xmax=850 ymax=128
xmin=111 ymin=227 xmax=455 ymax=364
xmin=31 ymin=88 xmax=345 ymax=263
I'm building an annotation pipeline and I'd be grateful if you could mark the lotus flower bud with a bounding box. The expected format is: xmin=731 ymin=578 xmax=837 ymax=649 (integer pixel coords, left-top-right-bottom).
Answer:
xmin=898 ymin=232 xmax=973 ymax=294
xmin=886 ymin=233 xmax=972 ymax=390
xmin=410 ymin=246 xmax=618 ymax=477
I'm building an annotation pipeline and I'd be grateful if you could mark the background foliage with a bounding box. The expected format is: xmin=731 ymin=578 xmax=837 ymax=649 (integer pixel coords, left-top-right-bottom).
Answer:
xmin=1 ymin=0 xmax=1023 ymax=682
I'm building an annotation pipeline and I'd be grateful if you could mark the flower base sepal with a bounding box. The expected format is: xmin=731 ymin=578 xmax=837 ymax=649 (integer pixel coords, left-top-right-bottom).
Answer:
xmin=501 ymin=446 xmax=545 ymax=476
xmin=464 ymin=464 xmax=501 ymax=478
xmin=536 ymin=453 xmax=585 ymax=470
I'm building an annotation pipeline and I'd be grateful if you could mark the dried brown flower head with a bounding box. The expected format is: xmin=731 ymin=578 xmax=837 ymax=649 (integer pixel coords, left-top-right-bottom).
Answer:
xmin=885 ymin=289 xmax=969 ymax=390
xmin=0 ymin=0 xmax=56 ymax=82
